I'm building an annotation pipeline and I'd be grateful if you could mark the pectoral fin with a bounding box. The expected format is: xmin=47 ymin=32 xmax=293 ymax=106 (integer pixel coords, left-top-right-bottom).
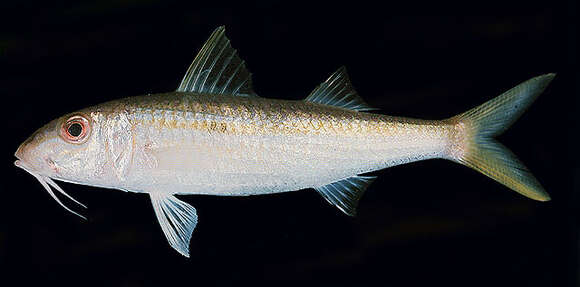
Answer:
xmin=150 ymin=193 xmax=198 ymax=257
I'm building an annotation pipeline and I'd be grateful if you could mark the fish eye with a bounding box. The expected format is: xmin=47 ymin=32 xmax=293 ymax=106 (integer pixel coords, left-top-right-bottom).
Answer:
xmin=60 ymin=115 xmax=90 ymax=144
xmin=68 ymin=123 xmax=82 ymax=137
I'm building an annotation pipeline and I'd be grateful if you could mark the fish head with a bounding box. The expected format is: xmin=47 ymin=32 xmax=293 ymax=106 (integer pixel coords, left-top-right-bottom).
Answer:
xmin=15 ymin=111 xmax=107 ymax=182
xmin=14 ymin=110 xmax=112 ymax=219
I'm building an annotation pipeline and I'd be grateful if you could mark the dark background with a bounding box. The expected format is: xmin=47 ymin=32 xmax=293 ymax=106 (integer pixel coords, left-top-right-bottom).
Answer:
xmin=0 ymin=0 xmax=577 ymax=286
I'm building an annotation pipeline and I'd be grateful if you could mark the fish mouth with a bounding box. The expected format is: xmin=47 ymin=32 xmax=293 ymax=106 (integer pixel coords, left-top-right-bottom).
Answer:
xmin=15 ymin=159 xmax=87 ymax=220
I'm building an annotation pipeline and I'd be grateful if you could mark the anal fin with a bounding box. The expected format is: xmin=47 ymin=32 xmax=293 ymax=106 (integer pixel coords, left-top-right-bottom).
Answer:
xmin=150 ymin=193 xmax=198 ymax=257
xmin=314 ymin=175 xmax=376 ymax=216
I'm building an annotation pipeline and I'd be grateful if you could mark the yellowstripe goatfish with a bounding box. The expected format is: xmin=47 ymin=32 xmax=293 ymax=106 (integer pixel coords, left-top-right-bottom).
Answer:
xmin=14 ymin=26 xmax=554 ymax=257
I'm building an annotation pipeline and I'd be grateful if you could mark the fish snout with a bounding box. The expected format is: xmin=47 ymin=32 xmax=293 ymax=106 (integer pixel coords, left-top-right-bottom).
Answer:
xmin=15 ymin=141 xmax=28 ymax=160
xmin=14 ymin=139 xmax=38 ymax=172
xmin=15 ymin=137 xmax=33 ymax=161
xmin=14 ymin=131 xmax=48 ymax=172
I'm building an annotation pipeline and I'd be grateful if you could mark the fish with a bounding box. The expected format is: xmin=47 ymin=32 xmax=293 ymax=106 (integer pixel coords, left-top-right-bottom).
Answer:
xmin=14 ymin=26 xmax=555 ymax=257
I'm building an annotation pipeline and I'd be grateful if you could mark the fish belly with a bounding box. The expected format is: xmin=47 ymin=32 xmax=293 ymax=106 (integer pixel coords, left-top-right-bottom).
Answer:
xmin=128 ymin=125 xmax=451 ymax=196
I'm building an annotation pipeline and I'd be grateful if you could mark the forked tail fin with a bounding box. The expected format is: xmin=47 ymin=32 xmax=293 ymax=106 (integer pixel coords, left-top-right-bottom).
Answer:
xmin=447 ymin=74 xmax=555 ymax=201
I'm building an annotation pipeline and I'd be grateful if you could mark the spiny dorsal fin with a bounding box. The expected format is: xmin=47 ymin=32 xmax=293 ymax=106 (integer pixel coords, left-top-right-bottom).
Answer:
xmin=314 ymin=175 xmax=376 ymax=216
xmin=150 ymin=193 xmax=198 ymax=257
xmin=177 ymin=26 xmax=257 ymax=97
xmin=305 ymin=66 xmax=375 ymax=111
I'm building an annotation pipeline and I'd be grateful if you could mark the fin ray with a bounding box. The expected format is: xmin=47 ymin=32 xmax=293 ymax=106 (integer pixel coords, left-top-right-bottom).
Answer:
xmin=455 ymin=74 xmax=556 ymax=137
xmin=150 ymin=193 xmax=198 ymax=257
xmin=305 ymin=66 xmax=375 ymax=111
xmin=449 ymin=74 xmax=555 ymax=201
xmin=314 ymin=175 xmax=376 ymax=216
xmin=177 ymin=26 xmax=256 ymax=97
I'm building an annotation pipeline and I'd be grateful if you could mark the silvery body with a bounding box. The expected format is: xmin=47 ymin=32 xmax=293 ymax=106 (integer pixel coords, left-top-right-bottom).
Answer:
xmin=14 ymin=26 xmax=554 ymax=257
xmin=57 ymin=94 xmax=447 ymax=196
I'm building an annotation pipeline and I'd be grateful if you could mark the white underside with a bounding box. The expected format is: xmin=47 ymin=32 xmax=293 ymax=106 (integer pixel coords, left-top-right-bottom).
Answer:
xmin=121 ymin=128 xmax=449 ymax=196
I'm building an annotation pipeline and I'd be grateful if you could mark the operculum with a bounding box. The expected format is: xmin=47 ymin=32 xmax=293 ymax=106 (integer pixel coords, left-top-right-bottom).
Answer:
xmin=105 ymin=110 xmax=134 ymax=181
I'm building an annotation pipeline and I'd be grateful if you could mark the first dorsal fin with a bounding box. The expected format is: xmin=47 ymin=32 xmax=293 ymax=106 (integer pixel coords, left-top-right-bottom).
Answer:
xmin=305 ymin=66 xmax=376 ymax=111
xmin=177 ymin=26 xmax=257 ymax=97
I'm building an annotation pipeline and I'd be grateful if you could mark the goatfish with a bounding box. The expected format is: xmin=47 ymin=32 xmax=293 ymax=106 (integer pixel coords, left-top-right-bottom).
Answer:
xmin=14 ymin=26 xmax=554 ymax=257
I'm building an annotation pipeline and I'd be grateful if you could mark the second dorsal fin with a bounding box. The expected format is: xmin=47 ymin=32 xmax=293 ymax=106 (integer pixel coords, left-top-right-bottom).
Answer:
xmin=305 ymin=66 xmax=376 ymax=111
xmin=177 ymin=26 xmax=257 ymax=97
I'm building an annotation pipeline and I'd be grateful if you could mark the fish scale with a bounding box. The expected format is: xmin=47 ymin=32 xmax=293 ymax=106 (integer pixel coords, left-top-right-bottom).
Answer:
xmin=95 ymin=92 xmax=454 ymax=201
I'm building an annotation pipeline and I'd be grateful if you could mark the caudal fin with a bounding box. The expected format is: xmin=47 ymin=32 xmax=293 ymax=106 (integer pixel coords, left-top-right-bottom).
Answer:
xmin=448 ymin=74 xmax=555 ymax=201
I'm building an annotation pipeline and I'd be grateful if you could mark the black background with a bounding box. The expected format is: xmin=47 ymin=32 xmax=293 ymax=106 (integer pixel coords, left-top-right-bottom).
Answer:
xmin=0 ymin=1 xmax=577 ymax=286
